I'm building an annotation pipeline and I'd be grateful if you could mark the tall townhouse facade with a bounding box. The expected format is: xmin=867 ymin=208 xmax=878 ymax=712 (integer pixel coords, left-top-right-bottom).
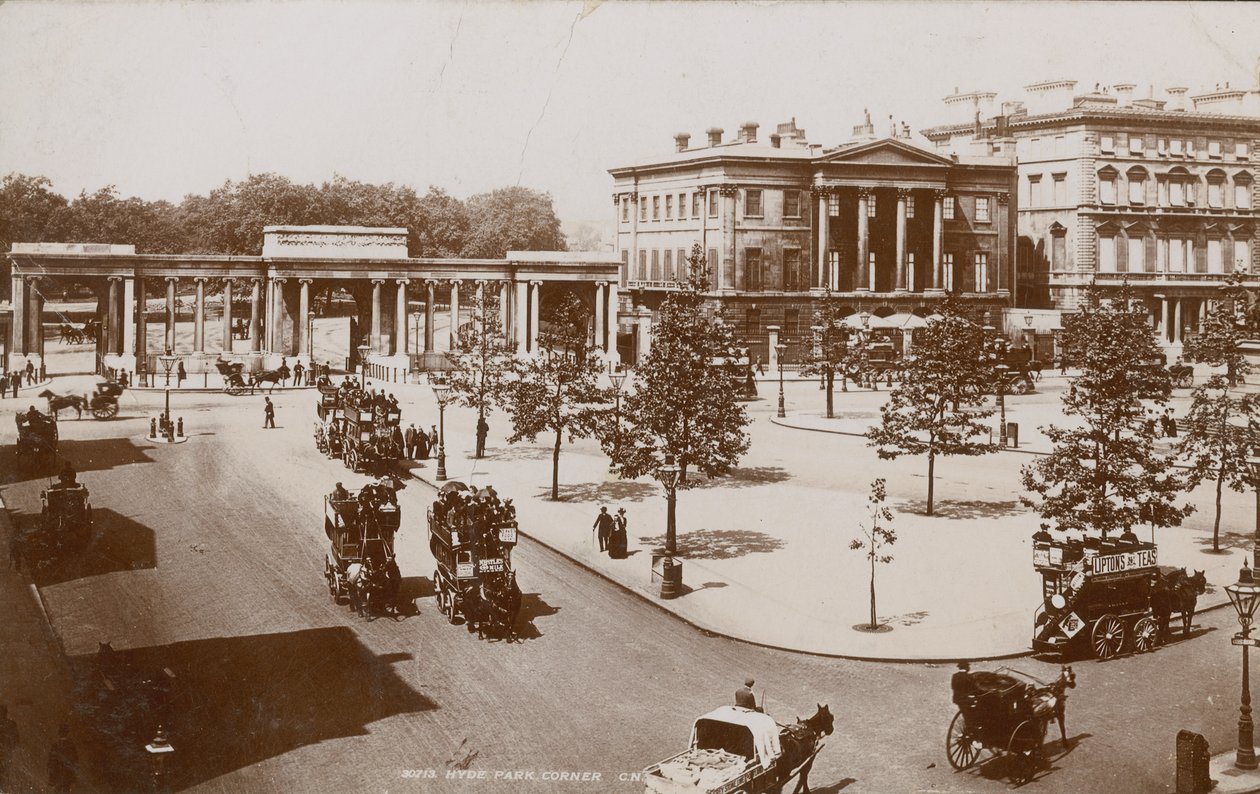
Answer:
xmin=608 ymin=117 xmax=1017 ymax=362
xmin=923 ymin=73 xmax=1260 ymax=347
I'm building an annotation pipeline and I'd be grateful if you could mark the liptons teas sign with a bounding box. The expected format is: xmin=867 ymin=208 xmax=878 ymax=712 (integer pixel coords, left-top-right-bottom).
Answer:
xmin=1090 ymin=548 xmax=1157 ymax=577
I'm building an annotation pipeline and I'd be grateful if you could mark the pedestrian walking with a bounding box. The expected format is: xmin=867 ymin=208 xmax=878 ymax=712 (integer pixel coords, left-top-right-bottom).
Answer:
xmin=322 ymin=361 xmax=331 ymax=378
xmin=279 ymin=357 xmax=289 ymax=386
xmin=755 ymin=355 xmax=766 ymax=376
xmin=263 ymin=397 xmax=276 ymax=429
xmin=475 ymin=415 xmax=489 ymax=458
xmin=293 ymin=361 xmax=305 ymax=387
xmin=405 ymin=424 xmax=419 ymax=459
xmin=10 ymin=372 xmax=19 ymax=398
xmin=47 ymin=723 xmax=77 ymax=794
xmin=608 ymin=507 xmax=628 ymax=559
xmin=0 ymin=704 xmax=18 ymax=787
xmin=593 ymin=506 xmax=614 ymax=551
xmin=25 ymin=361 xmax=34 ymax=386
xmin=1162 ymin=408 xmax=1178 ymax=438
xmin=176 ymin=361 xmax=187 ymax=388
xmin=428 ymin=424 xmax=439 ymax=453
xmin=417 ymin=427 xmax=430 ymax=460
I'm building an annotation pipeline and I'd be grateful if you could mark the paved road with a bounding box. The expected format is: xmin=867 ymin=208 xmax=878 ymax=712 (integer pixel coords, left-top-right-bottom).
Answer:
xmin=0 ymin=385 xmax=1247 ymax=793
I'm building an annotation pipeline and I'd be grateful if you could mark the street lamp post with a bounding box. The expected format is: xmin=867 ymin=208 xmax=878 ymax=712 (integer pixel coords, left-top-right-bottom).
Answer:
xmin=995 ymin=363 xmax=1009 ymax=447
xmin=413 ymin=311 xmax=421 ymax=356
xmin=609 ymin=364 xmax=628 ymax=469
xmin=1227 ymin=561 xmax=1260 ymax=770
xmin=775 ymin=341 xmax=788 ymax=418
xmin=1024 ymin=313 xmax=1035 ymax=349
xmin=357 ymin=344 xmax=371 ymax=384
xmin=158 ymin=349 xmax=178 ymax=440
xmin=431 ymin=377 xmax=452 ymax=481
xmin=307 ymin=310 xmax=315 ymax=362
xmin=655 ymin=454 xmax=682 ymax=599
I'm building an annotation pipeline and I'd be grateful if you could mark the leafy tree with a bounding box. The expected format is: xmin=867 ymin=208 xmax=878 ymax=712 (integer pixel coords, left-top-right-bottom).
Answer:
xmin=411 ymin=186 xmax=469 ymax=257
xmin=800 ymin=292 xmax=852 ymax=417
xmin=0 ymin=173 xmax=68 ymax=294
xmin=448 ymin=288 xmax=515 ymax=457
xmin=461 ymin=186 xmax=565 ymax=258
xmin=1178 ymin=375 xmax=1258 ymax=552
xmin=59 ymin=187 xmax=185 ymax=253
xmin=867 ymin=307 xmax=996 ymax=515
xmin=1184 ymin=272 xmax=1254 ymax=386
xmin=850 ymin=478 xmax=896 ymax=631
xmin=605 ymin=245 xmax=751 ymax=485
xmin=182 ymin=173 xmax=321 ymax=255
xmin=502 ymin=292 xmax=609 ymax=499
xmin=566 ymin=222 xmax=605 ymax=252
xmin=1022 ymin=283 xmax=1193 ymax=539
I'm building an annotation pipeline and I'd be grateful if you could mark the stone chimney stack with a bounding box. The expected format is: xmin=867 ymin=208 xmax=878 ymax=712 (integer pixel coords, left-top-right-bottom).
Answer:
xmin=706 ymin=127 xmax=724 ymax=147
xmin=739 ymin=121 xmax=759 ymax=143
xmin=1166 ymin=86 xmax=1188 ymax=111
xmin=769 ymin=133 xmax=781 ymax=149
xmin=674 ymin=132 xmax=691 ymax=152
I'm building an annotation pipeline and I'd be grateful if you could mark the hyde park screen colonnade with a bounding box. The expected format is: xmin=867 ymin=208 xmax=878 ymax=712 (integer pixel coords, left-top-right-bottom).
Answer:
xmin=4 ymin=225 xmax=623 ymax=380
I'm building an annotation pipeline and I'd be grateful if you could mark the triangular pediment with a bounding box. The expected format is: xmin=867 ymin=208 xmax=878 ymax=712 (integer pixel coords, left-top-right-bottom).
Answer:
xmin=817 ymin=138 xmax=953 ymax=167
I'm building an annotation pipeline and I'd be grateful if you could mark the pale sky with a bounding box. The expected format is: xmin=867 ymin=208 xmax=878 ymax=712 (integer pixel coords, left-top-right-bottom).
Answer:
xmin=2 ymin=1 xmax=1259 ymax=224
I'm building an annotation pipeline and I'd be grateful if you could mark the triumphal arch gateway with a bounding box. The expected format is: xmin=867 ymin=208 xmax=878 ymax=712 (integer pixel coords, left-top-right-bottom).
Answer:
xmin=6 ymin=225 xmax=622 ymax=381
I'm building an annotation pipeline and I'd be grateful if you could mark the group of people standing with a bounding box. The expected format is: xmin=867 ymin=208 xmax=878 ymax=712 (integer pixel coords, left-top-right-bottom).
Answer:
xmin=1 ymin=362 xmax=36 ymax=398
xmin=403 ymin=423 xmax=438 ymax=460
xmin=592 ymin=506 xmax=629 ymax=559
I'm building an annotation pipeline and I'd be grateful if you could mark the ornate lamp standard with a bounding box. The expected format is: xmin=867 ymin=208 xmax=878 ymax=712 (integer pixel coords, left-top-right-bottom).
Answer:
xmin=609 ymin=363 xmax=629 ymax=468
xmin=158 ymin=349 xmax=178 ymax=440
xmin=655 ymin=454 xmax=682 ymax=599
xmin=1227 ymin=561 xmax=1260 ymax=769
xmin=858 ymin=311 xmax=872 ymax=389
xmin=144 ymin=725 xmax=175 ymax=793
xmin=995 ymin=363 xmax=1010 ymax=447
xmin=357 ymin=344 xmax=371 ymax=383
xmin=413 ymin=311 xmax=422 ymax=356
xmin=307 ymin=310 xmax=315 ymax=361
xmin=431 ymin=377 xmax=453 ymax=481
xmin=1024 ymin=313 xmax=1035 ymax=349
xmin=775 ymin=341 xmax=788 ymax=418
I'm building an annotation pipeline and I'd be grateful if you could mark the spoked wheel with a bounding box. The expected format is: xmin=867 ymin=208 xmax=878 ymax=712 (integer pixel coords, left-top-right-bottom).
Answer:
xmin=1091 ymin=614 xmax=1126 ymax=660
xmin=434 ymin=570 xmax=447 ymax=616
xmin=1007 ymin=720 xmax=1045 ymax=784
xmin=946 ymin=711 xmax=981 ymax=771
xmin=1013 ymin=379 xmax=1033 ymax=395
xmin=91 ymin=401 xmax=119 ymax=419
xmin=1175 ymin=373 xmax=1194 ymax=389
xmin=1132 ymin=616 xmax=1159 ymax=653
xmin=346 ymin=449 xmax=359 ymax=471
xmin=226 ymin=383 xmax=245 ymax=396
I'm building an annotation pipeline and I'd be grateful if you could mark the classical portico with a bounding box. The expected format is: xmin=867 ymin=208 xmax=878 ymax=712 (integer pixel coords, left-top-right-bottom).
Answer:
xmin=6 ymin=226 xmax=621 ymax=376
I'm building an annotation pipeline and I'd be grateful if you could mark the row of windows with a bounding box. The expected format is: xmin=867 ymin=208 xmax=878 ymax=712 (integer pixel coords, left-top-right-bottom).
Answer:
xmin=1027 ymin=174 xmax=1068 ymax=208
xmin=1098 ymin=170 xmax=1252 ymax=209
xmin=1097 ymin=236 xmax=1251 ymax=274
xmin=1100 ymin=133 xmax=1250 ymax=161
xmin=623 ymin=189 xmax=992 ymax=223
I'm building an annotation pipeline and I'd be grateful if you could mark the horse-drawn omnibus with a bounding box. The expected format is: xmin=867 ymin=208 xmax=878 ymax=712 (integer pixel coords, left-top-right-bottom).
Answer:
xmin=643 ymin=705 xmax=832 ymax=794
xmin=1031 ymin=533 xmax=1205 ymax=660
xmin=323 ymin=490 xmax=401 ymax=618
xmin=428 ymin=483 xmax=521 ymax=638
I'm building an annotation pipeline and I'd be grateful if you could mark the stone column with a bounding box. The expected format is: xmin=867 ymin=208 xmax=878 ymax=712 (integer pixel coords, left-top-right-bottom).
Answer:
xmin=122 ymin=276 xmax=135 ymax=359
xmin=394 ymin=279 xmax=408 ymax=356
xmin=370 ymin=279 xmax=384 ymax=353
xmin=299 ymin=279 xmax=313 ymax=358
xmin=11 ymin=275 xmax=25 ymax=357
xmin=135 ymin=277 xmax=147 ymax=378
xmin=29 ymin=281 xmax=44 ymax=360
xmin=448 ymin=279 xmax=461 ymax=350
xmin=895 ymin=188 xmax=909 ymax=292
xmin=606 ymin=282 xmax=620 ymax=362
xmin=264 ymin=278 xmax=275 ymax=351
xmin=193 ymin=277 xmax=206 ymax=353
xmin=628 ymin=193 xmax=638 ymax=289
xmin=499 ymin=280 xmax=512 ymax=340
xmin=515 ymin=280 xmax=529 ymax=353
xmin=221 ymin=278 xmax=234 ymax=353
xmin=720 ymin=186 xmax=738 ymax=290
xmin=1159 ymin=295 xmax=1170 ymax=342
xmin=249 ymin=278 xmax=262 ymax=353
xmin=1173 ymin=299 xmax=1183 ymax=344
xmin=767 ymin=325 xmax=781 ymax=371
xmin=529 ymin=280 xmax=542 ymax=352
xmin=857 ymin=188 xmax=871 ymax=292
xmin=932 ymin=190 xmax=946 ymax=291
xmin=165 ymin=277 xmax=178 ymax=353
xmin=424 ymin=280 xmax=436 ymax=353
xmin=594 ymin=281 xmax=607 ymax=353
xmin=816 ymin=189 xmax=829 ymax=289
xmin=106 ymin=277 xmax=121 ymax=355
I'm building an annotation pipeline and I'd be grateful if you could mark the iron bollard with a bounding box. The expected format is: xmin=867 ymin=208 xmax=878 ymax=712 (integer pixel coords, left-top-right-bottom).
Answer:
xmin=176 ymin=417 xmax=184 ymax=437
xmin=150 ymin=418 xmax=157 ymax=438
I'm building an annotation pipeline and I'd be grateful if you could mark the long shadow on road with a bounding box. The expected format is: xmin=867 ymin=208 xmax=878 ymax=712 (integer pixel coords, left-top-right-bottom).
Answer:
xmin=67 ymin=627 xmax=435 ymax=792
xmin=16 ymin=507 xmax=157 ymax=588
xmin=1 ymin=437 xmax=157 ymax=487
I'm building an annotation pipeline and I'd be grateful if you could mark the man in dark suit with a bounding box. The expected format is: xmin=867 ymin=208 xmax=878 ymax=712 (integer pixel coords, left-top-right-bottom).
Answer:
xmin=404 ymin=424 xmax=419 ymax=459
xmin=735 ymin=678 xmax=760 ymax=711
xmin=952 ymin=661 xmax=975 ymax=707
xmin=593 ymin=506 xmax=614 ymax=551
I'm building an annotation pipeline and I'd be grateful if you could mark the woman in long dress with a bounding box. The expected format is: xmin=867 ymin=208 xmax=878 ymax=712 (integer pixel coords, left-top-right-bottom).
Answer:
xmin=608 ymin=508 xmax=628 ymax=559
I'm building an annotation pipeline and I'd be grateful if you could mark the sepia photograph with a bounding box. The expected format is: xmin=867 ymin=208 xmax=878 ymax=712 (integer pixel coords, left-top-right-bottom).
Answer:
xmin=2 ymin=1 xmax=1260 ymax=791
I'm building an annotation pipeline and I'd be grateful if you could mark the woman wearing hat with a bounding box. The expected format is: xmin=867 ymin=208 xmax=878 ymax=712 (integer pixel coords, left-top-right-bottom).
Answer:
xmin=608 ymin=507 xmax=628 ymax=559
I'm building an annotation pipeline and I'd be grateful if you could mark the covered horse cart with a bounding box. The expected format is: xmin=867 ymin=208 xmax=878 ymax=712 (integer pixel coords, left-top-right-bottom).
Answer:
xmin=24 ymin=482 xmax=93 ymax=569
xmin=428 ymin=484 xmax=522 ymax=638
xmin=214 ymin=359 xmax=249 ymax=396
xmin=643 ymin=705 xmax=832 ymax=794
xmin=16 ymin=409 xmax=58 ymax=467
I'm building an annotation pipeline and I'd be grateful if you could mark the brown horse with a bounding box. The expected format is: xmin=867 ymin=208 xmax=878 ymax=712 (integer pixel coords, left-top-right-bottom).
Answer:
xmin=1151 ymin=568 xmax=1207 ymax=642
xmin=1031 ymin=665 xmax=1076 ymax=745
xmin=473 ymin=572 xmax=522 ymax=641
xmin=249 ymin=365 xmax=290 ymax=394
xmin=39 ymin=389 xmax=88 ymax=419
xmin=778 ymin=704 xmax=834 ymax=794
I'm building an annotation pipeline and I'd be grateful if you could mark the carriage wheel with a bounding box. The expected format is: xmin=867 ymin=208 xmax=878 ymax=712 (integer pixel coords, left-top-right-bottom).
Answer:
xmin=1007 ymin=720 xmax=1045 ymax=784
xmin=946 ymin=711 xmax=981 ymax=770
xmin=346 ymin=449 xmax=358 ymax=471
xmin=325 ymin=559 xmax=339 ymax=600
xmin=433 ymin=570 xmax=446 ymax=615
xmin=1133 ymin=616 xmax=1159 ymax=653
xmin=1175 ymin=373 xmax=1194 ymax=389
xmin=92 ymin=401 xmax=119 ymax=419
xmin=1013 ymin=379 xmax=1033 ymax=395
xmin=1091 ymin=614 xmax=1126 ymax=660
